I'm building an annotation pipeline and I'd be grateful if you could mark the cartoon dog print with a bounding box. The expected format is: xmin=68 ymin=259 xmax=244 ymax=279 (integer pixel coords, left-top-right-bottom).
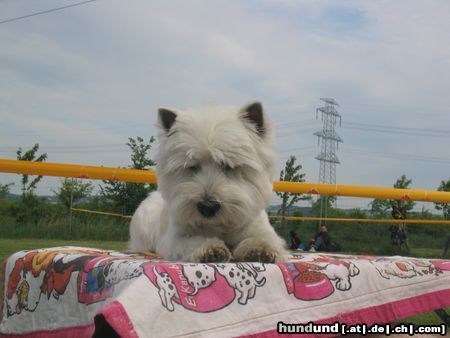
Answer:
xmin=216 ymin=263 xmax=266 ymax=305
xmin=153 ymin=266 xmax=179 ymax=311
xmin=182 ymin=264 xmax=216 ymax=295
xmin=371 ymin=258 xmax=417 ymax=279
xmin=302 ymin=255 xmax=360 ymax=291
xmin=6 ymin=250 xmax=105 ymax=316
xmin=102 ymin=259 xmax=144 ymax=285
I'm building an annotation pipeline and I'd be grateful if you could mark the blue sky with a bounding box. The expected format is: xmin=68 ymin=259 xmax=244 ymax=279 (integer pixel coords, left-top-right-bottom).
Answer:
xmin=1 ymin=0 xmax=450 ymax=211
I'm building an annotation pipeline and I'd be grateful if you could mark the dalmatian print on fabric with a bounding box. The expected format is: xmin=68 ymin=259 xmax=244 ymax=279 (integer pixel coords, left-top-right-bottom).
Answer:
xmin=143 ymin=262 xmax=266 ymax=312
xmin=153 ymin=266 xmax=179 ymax=311
xmin=215 ymin=263 xmax=266 ymax=305
xmin=182 ymin=264 xmax=216 ymax=295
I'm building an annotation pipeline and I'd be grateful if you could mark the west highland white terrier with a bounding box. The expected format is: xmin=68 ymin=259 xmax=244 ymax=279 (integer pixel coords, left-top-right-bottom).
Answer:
xmin=129 ymin=102 xmax=286 ymax=263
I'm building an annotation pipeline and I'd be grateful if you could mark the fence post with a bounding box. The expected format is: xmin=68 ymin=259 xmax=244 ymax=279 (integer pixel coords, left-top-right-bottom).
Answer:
xmin=443 ymin=236 xmax=450 ymax=258
xmin=69 ymin=178 xmax=74 ymax=237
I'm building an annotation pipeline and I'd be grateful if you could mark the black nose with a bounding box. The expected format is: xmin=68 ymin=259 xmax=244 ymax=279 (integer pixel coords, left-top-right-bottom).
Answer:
xmin=197 ymin=200 xmax=221 ymax=218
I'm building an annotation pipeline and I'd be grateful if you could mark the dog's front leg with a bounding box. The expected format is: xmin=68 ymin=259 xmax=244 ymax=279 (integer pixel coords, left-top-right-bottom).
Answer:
xmin=232 ymin=212 xmax=287 ymax=263
xmin=233 ymin=236 xmax=286 ymax=263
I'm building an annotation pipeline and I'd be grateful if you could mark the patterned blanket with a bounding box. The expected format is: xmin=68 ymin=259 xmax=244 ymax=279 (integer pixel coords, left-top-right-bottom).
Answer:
xmin=1 ymin=247 xmax=449 ymax=337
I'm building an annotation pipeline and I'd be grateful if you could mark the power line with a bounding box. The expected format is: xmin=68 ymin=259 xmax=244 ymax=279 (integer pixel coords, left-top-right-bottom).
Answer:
xmin=276 ymin=127 xmax=317 ymax=138
xmin=0 ymin=143 xmax=127 ymax=151
xmin=277 ymin=144 xmax=450 ymax=165
xmin=345 ymin=121 xmax=450 ymax=135
xmin=342 ymin=148 xmax=450 ymax=165
xmin=342 ymin=125 xmax=450 ymax=139
xmin=274 ymin=117 xmax=450 ymax=138
xmin=0 ymin=0 xmax=98 ymax=25
xmin=274 ymin=119 xmax=317 ymax=128
xmin=279 ymin=153 xmax=315 ymax=160
xmin=278 ymin=145 xmax=317 ymax=154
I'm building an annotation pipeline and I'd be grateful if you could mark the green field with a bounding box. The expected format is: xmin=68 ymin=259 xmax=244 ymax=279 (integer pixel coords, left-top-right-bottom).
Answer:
xmin=0 ymin=237 xmax=448 ymax=326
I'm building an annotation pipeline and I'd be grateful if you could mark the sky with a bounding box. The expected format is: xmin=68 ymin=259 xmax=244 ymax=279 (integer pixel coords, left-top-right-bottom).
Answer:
xmin=1 ymin=0 xmax=450 ymax=212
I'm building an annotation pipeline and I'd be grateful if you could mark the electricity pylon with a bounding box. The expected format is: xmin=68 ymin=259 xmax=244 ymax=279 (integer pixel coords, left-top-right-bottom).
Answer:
xmin=314 ymin=98 xmax=342 ymax=225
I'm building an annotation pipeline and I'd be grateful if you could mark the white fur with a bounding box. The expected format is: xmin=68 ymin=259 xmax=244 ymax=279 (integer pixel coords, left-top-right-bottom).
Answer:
xmin=129 ymin=102 xmax=286 ymax=262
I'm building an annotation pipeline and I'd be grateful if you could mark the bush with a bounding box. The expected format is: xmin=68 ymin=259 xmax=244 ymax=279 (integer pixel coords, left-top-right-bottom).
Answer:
xmin=0 ymin=197 xmax=129 ymax=241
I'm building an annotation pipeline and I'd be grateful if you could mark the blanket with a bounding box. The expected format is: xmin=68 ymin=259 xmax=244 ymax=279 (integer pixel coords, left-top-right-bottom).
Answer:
xmin=1 ymin=247 xmax=449 ymax=337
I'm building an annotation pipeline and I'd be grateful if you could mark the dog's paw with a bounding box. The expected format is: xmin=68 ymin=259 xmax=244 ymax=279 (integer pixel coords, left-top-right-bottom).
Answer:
xmin=348 ymin=263 xmax=360 ymax=277
xmin=239 ymin=247 xmax=277 ymax=263
xmin=198 ymin=245 xmax=232 ymax=263
xmin=335 ymin=278 xmax=351 ymax=291
xmin=233 ymin=240 xmax=285 ymax=263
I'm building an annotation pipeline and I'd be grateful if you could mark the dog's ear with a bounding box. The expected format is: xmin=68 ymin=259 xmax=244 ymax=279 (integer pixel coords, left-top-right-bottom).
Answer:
xmin=158 ymin=108 xmax=178 ymax=132
xmin=239 ymin=101 xmax=265 ymax=135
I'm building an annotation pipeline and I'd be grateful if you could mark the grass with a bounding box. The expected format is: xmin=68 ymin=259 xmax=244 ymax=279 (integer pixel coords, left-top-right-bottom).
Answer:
xmin=397 ymin=310 xmax=447 ymax=326
xmin=0 ymin=238 xmax=448 ymax=326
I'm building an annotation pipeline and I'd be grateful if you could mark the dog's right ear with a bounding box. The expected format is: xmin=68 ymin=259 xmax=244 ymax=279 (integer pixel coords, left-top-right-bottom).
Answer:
xmin=158 ymin=108 xmax=178 ymax=133
xmin=239 ymin=101 xmax=265 ymax=136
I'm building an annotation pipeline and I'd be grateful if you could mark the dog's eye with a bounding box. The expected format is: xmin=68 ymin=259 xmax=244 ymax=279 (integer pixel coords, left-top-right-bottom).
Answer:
xmin=188 ymin=165 xmax=201 ymax=173
xmin=221 ymin=163 xmax=233 ymax=172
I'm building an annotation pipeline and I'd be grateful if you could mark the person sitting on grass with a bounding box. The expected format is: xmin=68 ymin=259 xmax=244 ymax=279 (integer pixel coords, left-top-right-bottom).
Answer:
xmin=298 ymin=238 xmax=316 ymax=252
xmin=289 ymin=231 xmax=318 ymax=252
xmin=289 ymin=231 xmax=301 ymax=250
xmin=313 ymin=225 xmax=341 ymax=252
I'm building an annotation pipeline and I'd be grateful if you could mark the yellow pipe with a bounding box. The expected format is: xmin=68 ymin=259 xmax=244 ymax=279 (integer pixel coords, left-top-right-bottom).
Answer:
xmin=269 ymin=216 xmax=450 ymax=224
xmin=2 ymin=158 xmax=450 ymax=203
xmin=69 ymin=207 xmax=450 ymax=225
xmin=273 ymin=181 xmax=450 ymax=204
xmin=70 ymin=207 xmax=132 ymax=219
xmin=0 ymin=159 xmax=156 ymax=184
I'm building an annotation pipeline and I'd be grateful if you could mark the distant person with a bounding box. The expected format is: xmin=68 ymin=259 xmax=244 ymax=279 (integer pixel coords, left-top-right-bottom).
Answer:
xmin=299 ymin=238 xmax=316 ymax=252
xmin=289 ymin=231 xmax=301 ymax=250
xmin=390 ymin=205 xmax=409 ymax=253
xmin=313 ymin=225 xmax=341 ymax=252
xmin=443 ymin=236 xmax=450 ymax=258
xmin=391 ymin=204 xmax=407 ymax=220
xmin=389 ymin=223 xmax=409 ymax=253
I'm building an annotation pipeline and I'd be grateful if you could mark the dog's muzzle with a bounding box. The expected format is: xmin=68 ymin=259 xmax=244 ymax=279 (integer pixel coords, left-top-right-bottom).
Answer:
xmin=196 ymin=200 xmax=221 ymax=218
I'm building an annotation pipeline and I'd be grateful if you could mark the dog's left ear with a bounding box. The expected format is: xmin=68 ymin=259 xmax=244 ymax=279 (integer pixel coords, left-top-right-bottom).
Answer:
xmin=239 ymin=101 xmax=265 ymax=135
xmin=158 ymin=108 xmax=178 ymax=133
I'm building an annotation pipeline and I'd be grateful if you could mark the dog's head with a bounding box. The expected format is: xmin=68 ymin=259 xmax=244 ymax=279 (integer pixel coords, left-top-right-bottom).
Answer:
xmin=155 ymin=101 xmax=276 ymax=233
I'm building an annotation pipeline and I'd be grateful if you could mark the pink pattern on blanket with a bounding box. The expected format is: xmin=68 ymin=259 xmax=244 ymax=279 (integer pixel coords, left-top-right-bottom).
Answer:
xmin=432 ymin=260 xmax=450 ymax=270
xmin=143 ymin=262 xmax=235 ymax=312
xmin=2 ymin=249 xmax=450 ymax=338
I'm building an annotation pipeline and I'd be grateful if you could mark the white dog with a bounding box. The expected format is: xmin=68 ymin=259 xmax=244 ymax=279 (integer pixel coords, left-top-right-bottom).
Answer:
xmin=129 ymin=102 xmax=286 ymax=263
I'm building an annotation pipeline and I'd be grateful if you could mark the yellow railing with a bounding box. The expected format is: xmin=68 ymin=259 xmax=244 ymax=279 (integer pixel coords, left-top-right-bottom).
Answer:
xmin=273 ymin=181 xmax=450 ymax=203
xmin=68 ymin=206 xmax=450 ymax=224
xmin=70 ymin=207 xmax=132 ymax=219
xmin=2 ymin=158 xmax=450 ymax=203
xmin=269 ymin=216 xmax=450 ymax=224
xmin=0 ymin=159 xmax=156 ymax=184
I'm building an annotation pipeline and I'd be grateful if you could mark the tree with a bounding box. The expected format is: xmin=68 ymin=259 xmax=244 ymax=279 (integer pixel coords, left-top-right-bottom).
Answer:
xmin=276 ymin=156 xmax=309 ymax=237
xmin=418 ymin=206 xmax=432 ymax=219
xmin=348 ymin=208 xmax=367 ymax=219
xmin=101 ymin=136 xmax=157 ymax=214
xmin=54 ymin=179 xmax=94 ymax=209
xmin=369 ymin=175 xmax=416 ymax=218
xmin=0 ymin=183 xmax=13 ymax=198
xmin=15 ymin=144 xmax=48 ymax=225
xmin=368 ymin=198 xmax=390 ymax=218
xmin=311 ymin=195 xmax=337 ymax=217
xmin=435 ymin=179 xmax=450 ymax=219
xmin=16 ymin=144 xmax=48 ymax=198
